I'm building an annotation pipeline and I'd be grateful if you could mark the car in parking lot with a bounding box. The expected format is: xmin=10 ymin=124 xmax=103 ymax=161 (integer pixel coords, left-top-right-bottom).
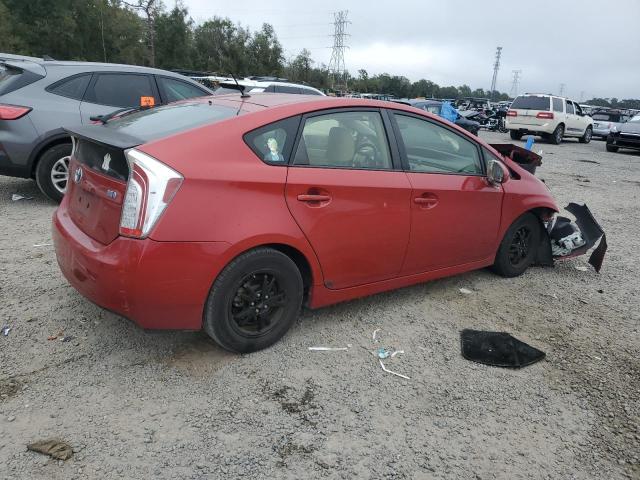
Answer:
xmin=196 ymin=75 xmax=325 ymax=96
xmin=591 ymin=109 xmax=631 ymax=139
xmin=0 ymin=56 xmax=212 ymax=201
xmin=606 ymin=114 xmax=640 ymax=153
xmin=53 ymin=93 xmax=597 ymax=353
xmin=506 ymin=94 xmax=593 ymax=144
xmin=402 ymin=99 xmax=481 ymax=135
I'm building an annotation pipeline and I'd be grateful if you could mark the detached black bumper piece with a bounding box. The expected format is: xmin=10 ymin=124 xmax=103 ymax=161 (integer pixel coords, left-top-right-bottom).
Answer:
xmin=460 ymin=329 xmax=545 ymax=368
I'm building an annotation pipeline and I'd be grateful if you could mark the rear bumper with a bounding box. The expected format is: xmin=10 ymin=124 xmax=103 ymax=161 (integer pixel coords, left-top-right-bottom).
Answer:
xmin=52 ymin=205 xmax=231 ymax=330
xmin=506 ymin=120 xmax=555 ymax=135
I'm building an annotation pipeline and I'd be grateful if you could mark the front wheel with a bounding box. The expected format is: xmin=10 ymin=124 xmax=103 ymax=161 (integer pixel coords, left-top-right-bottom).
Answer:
xmin=203 ymin=248 xmax=303 ymax=353
xmin=492 ymin=213 xmax=541 ymax=278
xmin=606 ymin=144 xmax=619 ymax=153
xmin=35 ymin=143 xmax=72 ymax=202
xmin=579 ymin=126 xmax=592 ymax=144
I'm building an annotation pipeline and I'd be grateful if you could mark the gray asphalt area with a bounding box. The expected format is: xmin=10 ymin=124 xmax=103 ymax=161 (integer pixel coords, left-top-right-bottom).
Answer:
xmin=1 ymin=132 xmax=638 ymax=479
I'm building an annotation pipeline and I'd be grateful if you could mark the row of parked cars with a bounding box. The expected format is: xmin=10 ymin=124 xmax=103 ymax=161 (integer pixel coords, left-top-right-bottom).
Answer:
xmin=505 ymin=93 xmax=640 ymax=153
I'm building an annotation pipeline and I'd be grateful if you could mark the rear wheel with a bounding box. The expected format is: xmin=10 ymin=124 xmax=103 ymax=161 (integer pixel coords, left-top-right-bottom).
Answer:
xmin=510 ymin=130 xmax=523 ymax=140
xmin=549 ymin=124 xmax=564 ymax=145
xmin=203 ymin=248 xmax=303 ymax=353
xmin=579 ymin=126 xmax=592 ymax=144
xmin=35 ymin=143 xmax=72 ymax=202
xmin=492 ymin=213 xmax=540 ymax=278
xmin=606 ymin=144 xmax=619 ymax=153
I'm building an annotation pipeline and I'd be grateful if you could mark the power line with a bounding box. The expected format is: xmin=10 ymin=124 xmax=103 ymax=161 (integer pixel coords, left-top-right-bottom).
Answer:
xmin=489 ymin=46 xmax=502 ymax=100
xmin=328 ymin=10 xmax=350 ymax=92
xmin=510 ymin=70 xmax=522 ymax=98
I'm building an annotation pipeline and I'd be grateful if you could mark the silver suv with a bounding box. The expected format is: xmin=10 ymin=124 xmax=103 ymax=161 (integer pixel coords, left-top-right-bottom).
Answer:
xmin=0 ymin=56 xmax=212 ymax=201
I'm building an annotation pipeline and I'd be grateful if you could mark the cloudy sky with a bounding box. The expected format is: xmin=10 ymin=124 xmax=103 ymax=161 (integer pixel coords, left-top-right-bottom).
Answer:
xmin=183 ymin=0 xmax=640 ymax=99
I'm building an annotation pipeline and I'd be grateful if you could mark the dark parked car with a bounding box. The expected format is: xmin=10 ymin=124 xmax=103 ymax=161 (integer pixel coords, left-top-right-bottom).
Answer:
xmin=0 ymin=55 xmax=213 ymax=201
xmin=606 ymin=114 xmax=640 ymax=153
xmin=402 ymin=99 xmax=480 ymax=135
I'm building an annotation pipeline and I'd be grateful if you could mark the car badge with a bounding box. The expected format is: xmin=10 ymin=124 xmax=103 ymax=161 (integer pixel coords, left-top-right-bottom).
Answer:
xmin=107 ymin=189 xmax=117 ymax=200
xmin=74 ymin=167 xmax=83 ymax=184
xmin=102 ymin=153 xmax=111 ymax=171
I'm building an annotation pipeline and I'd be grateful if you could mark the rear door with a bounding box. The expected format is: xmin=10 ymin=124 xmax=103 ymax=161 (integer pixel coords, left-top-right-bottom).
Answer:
xmin=285 ymin=109 xmax=412 ymax=289
xmin=389 ymin=111 xmax=503 ymax=274
xmin=79 ymin=72 xmax=160 ymax=124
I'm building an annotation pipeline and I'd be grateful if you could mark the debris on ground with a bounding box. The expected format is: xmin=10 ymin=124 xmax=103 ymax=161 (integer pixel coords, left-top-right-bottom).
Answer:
xmin=377 ymin=347 xmax=390 ymax=359
xmin=379 ymin=359 xmax=410 ymax=380
xmin=33 ymin=242 xmax=53 ymax=247
xmin=60 ymin=335 xmax=74 ymax=343
xmin=1 ymin=325 xmax=10 ymax=336
xmin=11 ymin=194 xmax=33 ymax=201
xmin=575 ymin=265 xmax=589 ymax=272
xmin=460 ymin=329 xmax=545 ymax=368
xmin=459 ymin=288 xmax=473 ymax=294
xmin=372 ymin=328 xmax=381 ymax=342
xmin=47 ymin=331 xmax=64 ymax=341
xmin=27 ymin=439 xmax=73 ymax=460
xmin=308 ymin=346 xmax=349 ymax=351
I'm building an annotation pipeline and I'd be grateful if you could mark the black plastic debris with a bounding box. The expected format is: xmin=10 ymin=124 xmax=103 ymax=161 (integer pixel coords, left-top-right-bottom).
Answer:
xmin=460 ymin=329 xmax=545 ymax=368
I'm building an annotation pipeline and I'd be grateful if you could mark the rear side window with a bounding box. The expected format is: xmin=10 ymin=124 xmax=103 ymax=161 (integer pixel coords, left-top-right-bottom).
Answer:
xmin=394 ymin=114 xmax=482 ymax=175
xmin=47 ymin=74 xmax=91 ymax=100
xmin=552 ymin=97 xmax=564 ymax=112
xmin=157 ymin=76 xmax=208 ymax=103
xmin=511 ymin=96 xmax=551 ymax=111
xmin=86 ymin=74 xmax=157 ymax=108
xmin=0 ymin=63 xmax=44 ymax=96
xmin=244 ymin=116 xmax=301 ymax=165
xmin=300 ymin=87 xmax=323 ymax=96
xmin=104 ymin=102 xmax=237 ymax=141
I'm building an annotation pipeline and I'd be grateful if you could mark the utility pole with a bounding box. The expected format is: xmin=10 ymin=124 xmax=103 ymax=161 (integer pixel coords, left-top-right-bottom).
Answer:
xmin=328 ymin=11 xmax=350 ymax=93
xmin=559 ymin=83 xmax=566 ymax=97
xmin=489 ymin=46 xmax=502 ymax=100
xmin=509 ymin=70 xmax=522 ymax=98
xmin=580 ymin=91 xmax=585 ymax=102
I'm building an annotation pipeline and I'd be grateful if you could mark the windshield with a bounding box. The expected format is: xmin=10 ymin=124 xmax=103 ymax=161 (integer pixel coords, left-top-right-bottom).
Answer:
xmin=629 ymin=115 xmax=640 ymax=123
xmin=593 ymin=113 xmax=623 ymax=122
xmin=104 ymin=101 xmax=238 ymax=141
xmin=511 ymin=96 xmax=550 ymax=111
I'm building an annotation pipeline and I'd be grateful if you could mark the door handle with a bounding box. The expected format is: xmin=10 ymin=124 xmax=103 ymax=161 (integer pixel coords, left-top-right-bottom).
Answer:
xmin=414 ymin=195 xmax=438 ymax=208
xmin=297 ymin=194 xmax=331 ymax=203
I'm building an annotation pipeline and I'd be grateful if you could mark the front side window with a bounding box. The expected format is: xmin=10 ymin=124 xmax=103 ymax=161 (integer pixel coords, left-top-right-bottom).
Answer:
xmin=293 ymin=111 xmax=392 ymax=170
xmin=48 ymin=74 xmax=92 ymax=100
xmin=574 ymin=103 xmax=582 ymax=115
xmin=566 ymin=102 xmax=575 ymax=114
xmin=86 ymin=73 xmax=157 ymax=108
xmin=552 ymin=97 xmax=564 ymax=112
xmin=157 ymin=76 xmax=207 ymax=103
xmin=394 ymin=113 xmax=482 ymax=175
xmin=244 ymin=116 xmax=301 ymax=165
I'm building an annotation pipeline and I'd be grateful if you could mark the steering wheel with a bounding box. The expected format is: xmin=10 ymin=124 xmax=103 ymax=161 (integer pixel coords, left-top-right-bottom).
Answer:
xmin=353 ymin=138 xmax=380 ymax=168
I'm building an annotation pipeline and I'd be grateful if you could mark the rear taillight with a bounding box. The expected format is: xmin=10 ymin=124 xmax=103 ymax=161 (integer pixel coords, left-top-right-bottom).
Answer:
xmin=119 ymin=149 xmax=183 ymax=239
xmin=536 ymin=112 xmax=554 ymax=119
xmin=0 ymin=104 xmax=32 ymax=120
xmin=506 ymin=110 xmax=517 ymax=117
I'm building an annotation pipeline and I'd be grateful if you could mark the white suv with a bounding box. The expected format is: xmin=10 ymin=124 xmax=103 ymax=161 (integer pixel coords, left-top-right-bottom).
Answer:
xmin=506 ymin=94 xmax=593 ymax=144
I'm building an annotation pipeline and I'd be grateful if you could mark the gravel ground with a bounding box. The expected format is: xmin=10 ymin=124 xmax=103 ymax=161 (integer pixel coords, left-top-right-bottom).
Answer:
xmin=1 ymin=131 xmax=638 ymax=480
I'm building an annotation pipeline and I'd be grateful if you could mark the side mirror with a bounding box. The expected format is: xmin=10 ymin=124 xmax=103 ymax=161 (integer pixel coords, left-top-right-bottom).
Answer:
xmin=487 ymin=159 xmax=508 ymax=185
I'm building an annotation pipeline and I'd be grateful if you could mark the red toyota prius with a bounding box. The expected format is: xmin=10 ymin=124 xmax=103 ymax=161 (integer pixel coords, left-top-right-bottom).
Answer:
xmin=52 ymin=93 xmax=598 ymax=353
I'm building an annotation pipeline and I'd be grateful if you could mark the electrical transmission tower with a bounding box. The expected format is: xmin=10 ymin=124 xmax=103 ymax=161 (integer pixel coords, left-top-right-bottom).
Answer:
xmin=328 ymin=10 xmax=350 ymax=93
xmin=510 ymin=70 xmax=522 ymax=98
xmin=489 ymin=46 xmax=502 ymax=100
xmin=559 ymin=83 xmax=566 ymax=97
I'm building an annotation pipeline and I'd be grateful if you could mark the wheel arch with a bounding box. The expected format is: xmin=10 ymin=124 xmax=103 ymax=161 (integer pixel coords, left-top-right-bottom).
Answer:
xmin=28 ymin=132 xmax=71 ymax=177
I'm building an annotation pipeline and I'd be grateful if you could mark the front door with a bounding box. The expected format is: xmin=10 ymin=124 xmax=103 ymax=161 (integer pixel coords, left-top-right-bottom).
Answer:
xmin=390 ymin=111 xmax=503 ymax=275
xmin=285 ymin=110 xmax=412 ymax=289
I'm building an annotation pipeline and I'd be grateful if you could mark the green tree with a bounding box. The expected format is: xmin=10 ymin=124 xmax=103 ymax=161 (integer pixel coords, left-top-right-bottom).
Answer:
xmin=248 ymin=23 xmax=283 ymax=76
xmin=0 ymin=0 xmax=24 ymax=52
xmin=155 ymin=2 xmax=193 ymax=70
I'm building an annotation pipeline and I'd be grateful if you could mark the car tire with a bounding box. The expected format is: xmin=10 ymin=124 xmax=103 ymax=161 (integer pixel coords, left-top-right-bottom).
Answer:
xmin=579 ymin=126 xmax=593 ymax=144
xmin=549 ymin=124 xmax=564 ymax=145
xmin=203 ymin=248 xmax=303 ymax=353
xmin=606 ymin=144 xmax=619 ymax=153
xmin=35 ymin=143 xmax=72 ymax=203
xmin=492 ymin=213 xmax=540 ymax=278
xmin=509 ymin=130 xmax=523 ymax=140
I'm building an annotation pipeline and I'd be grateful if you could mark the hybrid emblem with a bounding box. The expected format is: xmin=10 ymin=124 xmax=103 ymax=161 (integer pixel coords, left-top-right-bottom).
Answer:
xmin=74 ymin=167 xmax=83 ymax=184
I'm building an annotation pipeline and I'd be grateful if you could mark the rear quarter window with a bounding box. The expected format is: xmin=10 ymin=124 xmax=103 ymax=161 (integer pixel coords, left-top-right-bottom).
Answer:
xmin=0 ymin=63 xmax=44 ymax=95
xmin=244 ymin=116 xmax=301 ymax=165
xmin=46 ymin=73 xmax=92 ymax=100
xmin=511 ymin=96 xmax=551 ymax=111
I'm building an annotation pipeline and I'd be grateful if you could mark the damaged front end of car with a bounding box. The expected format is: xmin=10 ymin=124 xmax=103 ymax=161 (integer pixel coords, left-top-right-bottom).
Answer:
xmin=536 ymin=203 xmax=608 ymax=272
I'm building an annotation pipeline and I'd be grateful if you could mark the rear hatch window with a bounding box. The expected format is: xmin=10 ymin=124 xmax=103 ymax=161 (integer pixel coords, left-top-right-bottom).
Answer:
xmin=0 ymin=62 xmax=45 ymax=96
xmin=592 ymin=113 xmax=622 ymax=122
xmin=511 ymin=96 xmax=550 ymax=111
xmin=66 ymin=101 xmax=238 ymax=244
xmin=103 ymin=101 xmax=237 ymax=142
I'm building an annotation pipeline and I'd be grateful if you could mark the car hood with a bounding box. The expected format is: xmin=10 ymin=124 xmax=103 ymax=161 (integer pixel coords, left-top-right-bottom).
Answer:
xmin=620 ymin=122 xmax=640 ymax=134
